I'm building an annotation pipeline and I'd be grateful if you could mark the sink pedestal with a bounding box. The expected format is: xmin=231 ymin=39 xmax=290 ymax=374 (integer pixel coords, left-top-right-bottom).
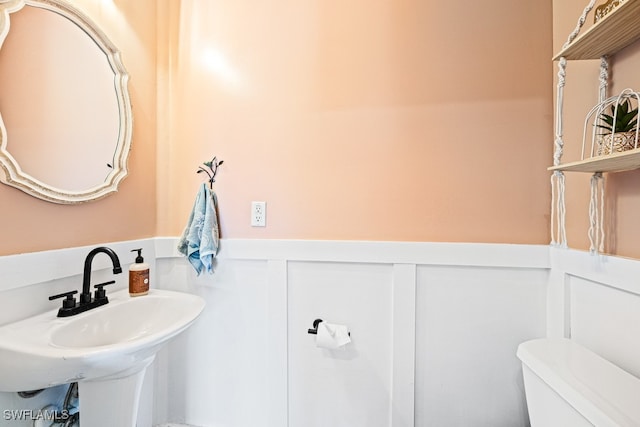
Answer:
xmin=78 ymin=356 xmax=154 ymax=427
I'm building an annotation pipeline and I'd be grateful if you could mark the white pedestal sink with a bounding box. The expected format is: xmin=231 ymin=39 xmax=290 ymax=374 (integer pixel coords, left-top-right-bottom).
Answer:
xmin=0 ymin=289 xmax=205 ymax=426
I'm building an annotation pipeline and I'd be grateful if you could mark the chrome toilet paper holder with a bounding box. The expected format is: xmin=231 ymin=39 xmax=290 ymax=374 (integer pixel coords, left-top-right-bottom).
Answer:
xmin=307 ymin=318 xmax=350 ymax=336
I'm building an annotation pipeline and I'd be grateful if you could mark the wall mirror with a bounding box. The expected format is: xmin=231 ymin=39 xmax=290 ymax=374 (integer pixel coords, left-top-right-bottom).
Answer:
xmin=0 ymin=0 xmax=132 ymax=204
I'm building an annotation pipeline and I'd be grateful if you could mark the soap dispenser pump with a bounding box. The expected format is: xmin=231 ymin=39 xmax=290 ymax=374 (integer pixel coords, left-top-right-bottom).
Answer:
xmin=129 ymin=248 xmax=150 ymax=296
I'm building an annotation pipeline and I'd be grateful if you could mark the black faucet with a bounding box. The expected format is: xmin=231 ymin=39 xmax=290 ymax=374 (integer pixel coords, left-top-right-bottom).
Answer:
xmin=80 ymin=246 xmax=122 ymax=303
xmin=49 ymin=246 xmax=123 ymax=317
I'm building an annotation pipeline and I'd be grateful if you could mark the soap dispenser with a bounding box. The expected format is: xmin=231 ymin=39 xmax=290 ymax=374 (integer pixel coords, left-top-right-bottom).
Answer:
xmin=129 ymin=248 xmax=150 ymax=296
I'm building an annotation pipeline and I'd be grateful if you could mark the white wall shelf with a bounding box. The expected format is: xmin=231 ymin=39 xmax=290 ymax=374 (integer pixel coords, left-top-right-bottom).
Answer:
xmin=552 ymin=1 xmax=640 ymax=174
xmin=553 ymin=0 xmax=640 ymax=60
xmin=548 ymin=148 xmax=640 ymax=173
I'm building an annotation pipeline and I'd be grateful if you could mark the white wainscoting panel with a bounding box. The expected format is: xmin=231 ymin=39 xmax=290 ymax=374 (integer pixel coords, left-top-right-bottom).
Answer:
xmin=8 ymin=240 xmax=640 ymax=427
xmin=414 ymin=266 xmax=548 ymax=427
xmin=391 ymin=264 xmax=416 ymax=427
xmin=287 ymin=261 xmax=395 ymax=427
xmin=267 ymin=259 xmax=289 ymax=427
xmin=568 ymin=276 xmax=640 ymax=378
xmin=154 ymin=257 xmax=270 ymax=427
xmin=152 ymin=239 xmax=549 ymax=427
xmin=0 ymin=238 xmax=551 ymax=427
xmin=548 ymin=247 xmax=640 ymax=379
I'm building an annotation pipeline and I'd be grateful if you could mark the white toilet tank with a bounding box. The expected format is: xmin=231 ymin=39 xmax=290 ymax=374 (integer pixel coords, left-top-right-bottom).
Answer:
xmin=517 ymin=338 xmax=640 ymax=427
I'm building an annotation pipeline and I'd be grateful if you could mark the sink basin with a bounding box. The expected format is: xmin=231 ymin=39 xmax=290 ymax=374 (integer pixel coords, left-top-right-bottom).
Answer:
xmin=0 ymin=289 xmax=205 ymax=392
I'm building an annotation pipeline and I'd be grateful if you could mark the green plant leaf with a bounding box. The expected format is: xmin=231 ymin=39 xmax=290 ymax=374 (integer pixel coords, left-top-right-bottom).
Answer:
xmin=619 ymin=99 xmax=629 ymax=115
xmin=599 ymin=99 xmax=639 ymax=134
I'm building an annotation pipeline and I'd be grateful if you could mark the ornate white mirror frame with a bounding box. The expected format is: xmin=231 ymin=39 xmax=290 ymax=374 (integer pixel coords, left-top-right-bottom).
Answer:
xmin=0 ymin=0 xmax=132 ymax=204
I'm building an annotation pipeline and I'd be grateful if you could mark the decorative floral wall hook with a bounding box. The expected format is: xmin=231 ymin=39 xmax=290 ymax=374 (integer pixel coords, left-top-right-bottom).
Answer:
xmin=197 ymin=156 xmax=224 ymax=189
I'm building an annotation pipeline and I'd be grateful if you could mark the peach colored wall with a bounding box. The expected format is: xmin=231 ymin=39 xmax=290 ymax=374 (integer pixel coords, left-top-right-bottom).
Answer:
xmin=0 ymin=0 xmax=157 ymax=256
xmin=553 ymin=0 xmax=640 ymax=258
xmin=158 ymin=0 xmax=553 ymax=243
xmin=0 ymin=0 xmax=554 ymax=256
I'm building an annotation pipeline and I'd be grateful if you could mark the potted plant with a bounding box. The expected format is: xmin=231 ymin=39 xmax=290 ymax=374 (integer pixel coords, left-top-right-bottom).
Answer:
xmin=596 ymin=98 xmax=639 ymax=155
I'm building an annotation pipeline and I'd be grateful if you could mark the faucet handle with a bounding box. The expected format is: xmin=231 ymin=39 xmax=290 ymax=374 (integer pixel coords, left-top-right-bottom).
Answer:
xmin=49 ymin=290 xmax=78 ymax=309
xmin=94 ymin=280 xmax=115 ymax=300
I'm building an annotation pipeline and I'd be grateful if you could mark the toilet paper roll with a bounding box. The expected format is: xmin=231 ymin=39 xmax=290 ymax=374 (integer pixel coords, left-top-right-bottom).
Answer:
xmin=315 ymin=322 xmax=351 ymax=349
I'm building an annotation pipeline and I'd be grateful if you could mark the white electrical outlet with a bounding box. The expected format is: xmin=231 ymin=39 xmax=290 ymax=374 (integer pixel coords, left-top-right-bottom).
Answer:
xmin=251 ymin=201 xmax=266 ymax=227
